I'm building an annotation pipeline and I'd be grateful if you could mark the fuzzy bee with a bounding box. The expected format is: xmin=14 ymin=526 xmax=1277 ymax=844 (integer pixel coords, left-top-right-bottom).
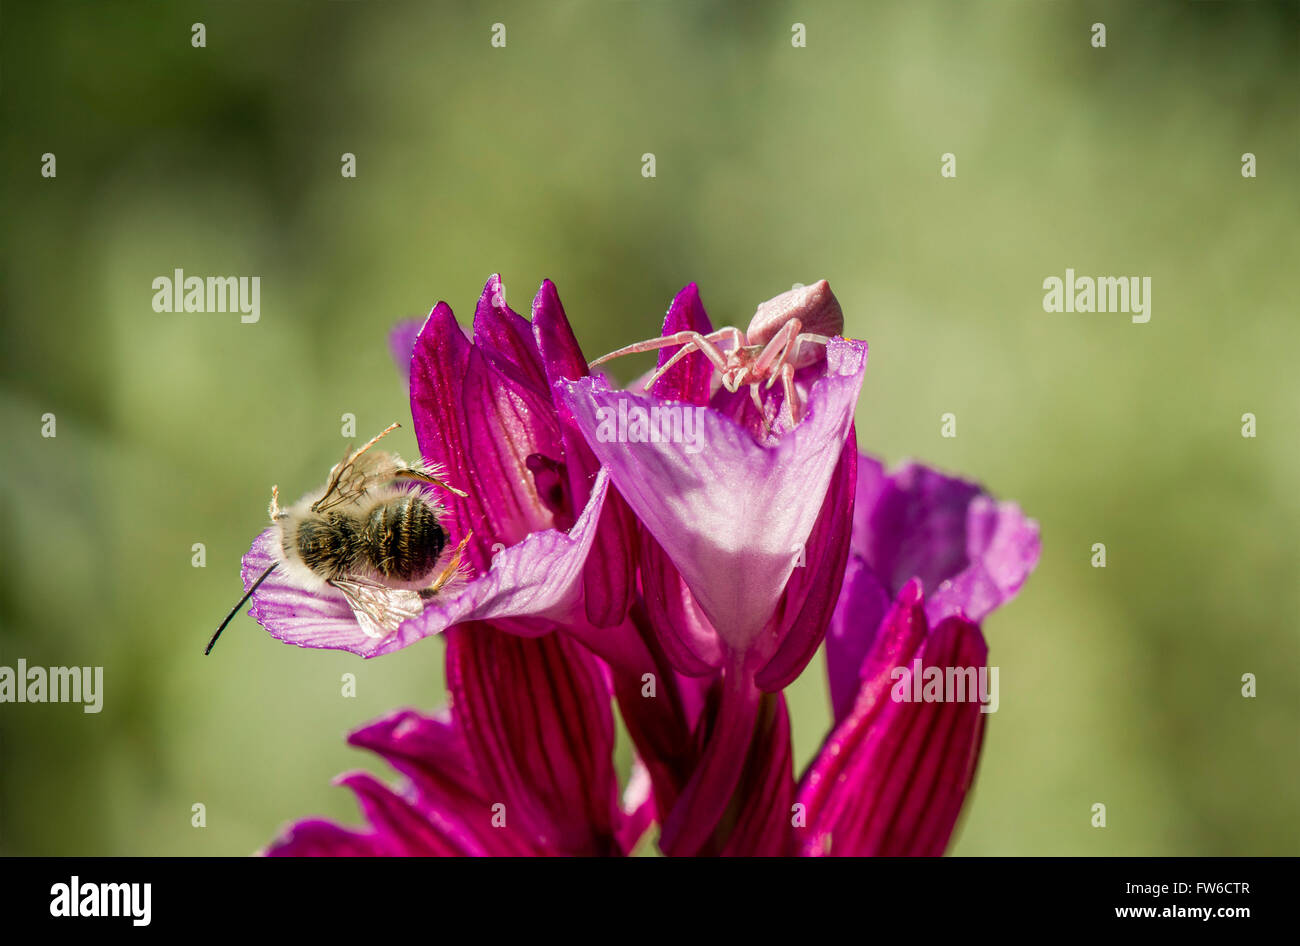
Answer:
xmin=205 ymin=423 xmax=471 ymax=654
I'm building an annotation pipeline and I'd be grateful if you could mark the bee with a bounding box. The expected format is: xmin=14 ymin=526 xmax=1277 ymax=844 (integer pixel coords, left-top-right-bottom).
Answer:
xmin=205 ymin=422 xmax=472 ymax=654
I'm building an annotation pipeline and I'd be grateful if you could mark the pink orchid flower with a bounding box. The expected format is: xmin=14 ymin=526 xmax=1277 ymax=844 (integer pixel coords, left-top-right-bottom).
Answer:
xmin=239 ymin=276 xmax=1039 ymax=857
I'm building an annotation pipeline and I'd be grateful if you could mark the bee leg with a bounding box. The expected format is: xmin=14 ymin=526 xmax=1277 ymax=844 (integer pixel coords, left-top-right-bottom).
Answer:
xmin=352 ymin=422 xmax=402 ymax=462
xmin=420 ymin=530 xmax=474 ymax=599
xmin=394 ymin=467 xmax=469 ymax=498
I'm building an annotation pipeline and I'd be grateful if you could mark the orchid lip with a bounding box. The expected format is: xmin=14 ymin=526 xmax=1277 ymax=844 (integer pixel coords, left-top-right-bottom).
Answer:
xmin=560 ymin=336 xmax=866 ymax=656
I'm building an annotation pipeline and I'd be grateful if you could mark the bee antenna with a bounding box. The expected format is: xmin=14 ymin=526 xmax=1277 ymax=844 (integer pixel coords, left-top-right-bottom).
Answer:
xmin=205 ymin=563 xmax=278 ymax=655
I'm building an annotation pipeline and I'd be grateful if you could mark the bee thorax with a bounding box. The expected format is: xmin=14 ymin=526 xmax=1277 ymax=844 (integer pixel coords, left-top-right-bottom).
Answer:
xmin=283 ymin=513 xmax=362 ymax=581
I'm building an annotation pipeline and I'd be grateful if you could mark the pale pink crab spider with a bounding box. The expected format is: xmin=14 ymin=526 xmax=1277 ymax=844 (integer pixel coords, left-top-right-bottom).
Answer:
xmin=588 ymin=279 xmax=844 ymax=428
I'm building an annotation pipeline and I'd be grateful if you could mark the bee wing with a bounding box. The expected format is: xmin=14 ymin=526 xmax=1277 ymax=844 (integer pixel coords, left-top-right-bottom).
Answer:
xmin=330 ymin=576 xmax=425 ymax=639
xmin=314 ymin=449 xmax=401 ymax=513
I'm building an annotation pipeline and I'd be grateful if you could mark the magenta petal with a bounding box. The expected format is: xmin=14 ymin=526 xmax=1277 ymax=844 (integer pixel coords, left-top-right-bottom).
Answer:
xmin=446 ymin=624 xmax=622 ymax=856
xmin=561 ymin=338 xmax=867 ymax=657
xmin=336 ymin=771 xmax=487 ymax=856
xmin=409 ymin=301 xmax=478 ymax=539
xmin=715 ymin=692 xmax=796 ymax=856
xmin=459 ymin=343 xmax=564 ymax=548
xmin=532 ymin=278 xmax=589 ymax=389
xmin=532 ymin=279 xmax=636 ymax=627
xmin=472 ymin=274 xmax=547 ymax=392
xmin=597 ymin=613 xmax=712 ymax=823
xmin=240 ymin=470 xmax=612 ymax=657
xmin=797 ymin=580 xmax=988 ymax=856
xmin=659 ymin=667 xmax=761 ymax=857
xmin=409 ymin=301 xmax=561 ymax=573
xmin=262 ymin=819 xmax=386 ymax=857
xmin=347 ymin=709 xmax=482 ymax=818
xmin=269 ymin=706 xmax=539 ymax=857
xmin=637 ymin=530 xmax=724 ymax=676
xmin=345 ymin=713 xmax=539 ymax=855
xmin=755 ymin=434 xmax=857 ymax=691
xmin=649 ymin=283 xmax=716 ymax=406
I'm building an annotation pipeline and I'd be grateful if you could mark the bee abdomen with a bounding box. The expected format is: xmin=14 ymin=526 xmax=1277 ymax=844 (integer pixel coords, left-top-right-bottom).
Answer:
xmin=363 ymin=494 xmax=446 ymax=582
xmin=291 ymin=514 xmax=361 ymax=580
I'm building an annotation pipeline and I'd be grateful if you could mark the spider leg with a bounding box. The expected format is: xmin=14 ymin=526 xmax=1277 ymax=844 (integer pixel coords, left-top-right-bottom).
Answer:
xmin=787 ymin=332 xmax=832 ymax=370
xmin=751 ymin=319 xmax=803 ymax=389
xmin=779 ymin=362 xmax=802 ymax=426
xmin=749 ymin=382 xmax=773 ymax=439
xmin=589 ymin=328 xmax=739 ymax=370
xmin=640 ymin=330 xmax=736 ymax=391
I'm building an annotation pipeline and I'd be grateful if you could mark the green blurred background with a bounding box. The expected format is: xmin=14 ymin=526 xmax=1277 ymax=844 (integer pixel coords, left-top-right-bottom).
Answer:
xmin=2 ymin=1 xmax=1296 ymax=856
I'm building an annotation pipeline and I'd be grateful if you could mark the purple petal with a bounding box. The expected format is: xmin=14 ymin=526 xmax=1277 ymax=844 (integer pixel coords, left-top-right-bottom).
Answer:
xmin=389 ymin=318 xmax=424 ymax=382
xmin=854 ymin=458 xmax=1040 ymax=624
xmin=446 ymin=623 xmax=622 ymax=856
xmin=926 ymin=493 xmax=1041 ymax=625
xmin=825 ymin=555 xmax=893 ymax=721
xmin=797 ymin=580 xmax=988 ymax=856
xmin=240 ymin=470 xmax=611 ymax=657
xmin=560 ymin=338 xmax=867 ymax=658
xmin=827 ymin=456 xmax=1040 ymax=721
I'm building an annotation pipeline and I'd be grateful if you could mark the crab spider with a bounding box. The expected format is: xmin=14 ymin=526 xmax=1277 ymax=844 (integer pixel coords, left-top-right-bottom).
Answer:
xmin=588 ymin=280 xmax=844 ymax=428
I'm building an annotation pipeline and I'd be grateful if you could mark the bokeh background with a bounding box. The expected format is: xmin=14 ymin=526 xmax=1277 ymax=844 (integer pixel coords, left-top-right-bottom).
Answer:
xmin=2 ymin=1 xmax=1296 ymax=856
